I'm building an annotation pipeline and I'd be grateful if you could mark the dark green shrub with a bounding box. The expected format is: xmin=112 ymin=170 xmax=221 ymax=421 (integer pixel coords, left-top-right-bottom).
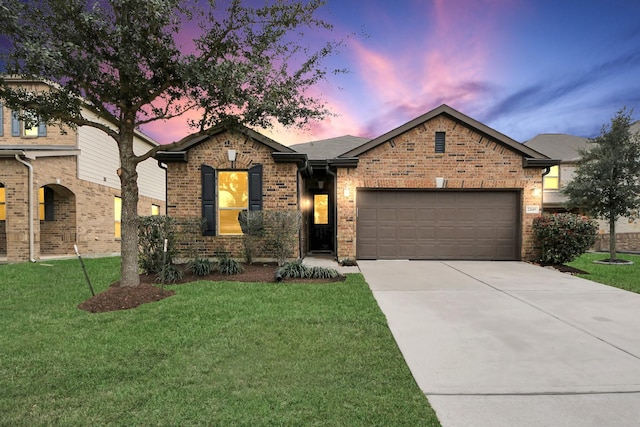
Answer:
xmin=188 ymin=258 xmax=213 ymax=276
xmin=217 ymin=255 xmax=244 ymax=275
xmin=139 ymin=215 xmax=177 ymax=274
xmin=156 ymin=264 xmax=183 ymax=283
xmin=308 ymin=265 xmax=339 ymax=279
xmin=533 ymin=213 xmax=597 ymax=264
xmin=277 ymin=260 xmax=309 ymax=278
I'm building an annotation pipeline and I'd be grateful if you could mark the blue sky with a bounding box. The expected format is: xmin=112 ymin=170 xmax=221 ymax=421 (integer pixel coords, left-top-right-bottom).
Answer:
xmin=3 ymin=0 xmax=640 ymax=145
xmin=257 ymin=0 xmax=640 ymax=146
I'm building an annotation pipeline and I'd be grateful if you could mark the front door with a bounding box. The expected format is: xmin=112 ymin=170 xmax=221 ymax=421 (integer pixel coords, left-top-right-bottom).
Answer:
xmin=309 ymin=191 xmax=334 ymax=252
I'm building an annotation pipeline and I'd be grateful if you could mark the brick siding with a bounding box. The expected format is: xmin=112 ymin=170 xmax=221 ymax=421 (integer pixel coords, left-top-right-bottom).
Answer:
xmin=335 ymin=115 xmax=544 ymax=260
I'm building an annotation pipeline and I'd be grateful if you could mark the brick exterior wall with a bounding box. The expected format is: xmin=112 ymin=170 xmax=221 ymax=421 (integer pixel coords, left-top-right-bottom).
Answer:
xmin=1 ymin=155 xmax=166 ymax=262
xmin=334 ymin=115 xmax=545 ymax=261
xmin=166 ymin=130 xmax=300 ymax=261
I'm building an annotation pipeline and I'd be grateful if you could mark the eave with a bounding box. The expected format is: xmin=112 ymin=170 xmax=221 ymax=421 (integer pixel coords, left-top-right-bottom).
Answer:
xmin=523 ymin=158 xmax=561 ymax=168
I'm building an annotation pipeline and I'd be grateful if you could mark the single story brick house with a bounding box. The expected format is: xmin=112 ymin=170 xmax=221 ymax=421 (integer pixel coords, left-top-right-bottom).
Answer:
xmin=157 ymin=104 xmax=556 ymax=262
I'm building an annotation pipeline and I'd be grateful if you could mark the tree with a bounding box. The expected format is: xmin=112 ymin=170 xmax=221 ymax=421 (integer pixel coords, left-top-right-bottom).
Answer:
xmin=563 ymin=108 xmax=640 ymax=261
xmin=0 ymin=0 xmax=342 ymax=286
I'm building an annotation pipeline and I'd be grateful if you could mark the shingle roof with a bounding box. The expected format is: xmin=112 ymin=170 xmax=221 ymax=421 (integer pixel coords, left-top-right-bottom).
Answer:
xmin=289 ymin=135 xmax=369 ymax=160
xmin=340 ymin=104 xmax=548 ymax=160
xmin=524 ymin=134 xmax=589 ymax=162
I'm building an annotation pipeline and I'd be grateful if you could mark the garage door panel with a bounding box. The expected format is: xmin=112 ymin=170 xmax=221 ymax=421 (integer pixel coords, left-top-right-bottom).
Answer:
xmin=357 ymin=190 xmax=519 ymax=260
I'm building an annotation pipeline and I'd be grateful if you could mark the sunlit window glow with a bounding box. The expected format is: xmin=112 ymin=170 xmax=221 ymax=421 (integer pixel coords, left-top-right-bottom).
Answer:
xmin=218 ymin=171 xmax=248 ymax=235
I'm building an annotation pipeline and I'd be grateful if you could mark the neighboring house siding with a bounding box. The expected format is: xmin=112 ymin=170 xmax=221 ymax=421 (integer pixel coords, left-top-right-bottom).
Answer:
xmin=335 ymin=115 xmax=544 ymax=260
xmin=77 ymin=117 xmax=165 ymax=201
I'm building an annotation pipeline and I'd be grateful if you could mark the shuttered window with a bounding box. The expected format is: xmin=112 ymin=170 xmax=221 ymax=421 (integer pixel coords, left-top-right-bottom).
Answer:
xmin=201 ymin=164 xmax=263 ymax=236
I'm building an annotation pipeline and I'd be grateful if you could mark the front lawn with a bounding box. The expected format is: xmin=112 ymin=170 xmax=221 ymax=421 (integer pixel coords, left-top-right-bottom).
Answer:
xmin=568 ymin=252 xmax=640 ymax=293
xmin=0 ymin=257 xmax=439 ymax=426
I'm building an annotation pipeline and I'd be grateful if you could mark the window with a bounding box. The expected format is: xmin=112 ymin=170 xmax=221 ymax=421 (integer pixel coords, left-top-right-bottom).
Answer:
xmin=544 ymin=165 xmax=559 ymax=190
xmin=218 ymin=171 xmax=249 ymax=234
xmin=151 ymin=204 xmax=160 ymax=216
xmin=201 ymin=164 xmax=263 ymax=236
xmin=11 ymin=110 xmax=46 ymax=137
xmin=38 ymin=187 xmax=54 ymax=221
xmin=0 ymin=185 xmax=5 ymax=221
xmin=114 ymin=196 xmax=122 ymax=238
xmin=435 ymin=132 xmax=446 ymax=153
xmin=314 ymin=194 xmax=329 ymax=225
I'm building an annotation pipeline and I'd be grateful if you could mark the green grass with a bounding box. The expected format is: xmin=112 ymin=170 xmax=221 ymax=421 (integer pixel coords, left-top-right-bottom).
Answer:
xmin=568 ymin=252 xmax=640 ymax=293
xmin=0 ymin=257 xmax=439 ymax=426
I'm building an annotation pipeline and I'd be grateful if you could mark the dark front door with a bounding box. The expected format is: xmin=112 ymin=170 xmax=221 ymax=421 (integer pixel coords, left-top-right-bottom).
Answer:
xmin=309 ymin=191 xmax=334 ymax=252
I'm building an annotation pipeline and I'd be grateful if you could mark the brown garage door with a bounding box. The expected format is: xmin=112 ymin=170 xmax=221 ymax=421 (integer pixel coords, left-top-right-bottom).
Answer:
xmin=356 ymin=190 xmax=520 ymax=260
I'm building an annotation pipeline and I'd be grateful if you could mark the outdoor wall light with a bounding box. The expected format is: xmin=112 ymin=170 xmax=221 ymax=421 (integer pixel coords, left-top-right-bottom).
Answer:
xmin=227 ymin=149 xmax=237 ymax=162
xmin=532 ymin=187 xmax=542 ymax=197
xmin=435 ymin=177 xmax=445 ymax=188
xmin=318 ymin=180 xmax=324 ymax=190
xmin=343 ymin=185 xmax=350 ymax=198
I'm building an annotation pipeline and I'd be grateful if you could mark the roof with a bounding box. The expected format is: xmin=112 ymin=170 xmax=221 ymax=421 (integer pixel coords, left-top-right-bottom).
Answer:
xmin=340 ymin=104 xmax=549 ymax=161
xmin=162 ymin=122 xmax=295 ymax=154
xmin=523 ymin=134 xmax=588 ymax=162
xmin=289 ymin=135 xmax=369 ymax=160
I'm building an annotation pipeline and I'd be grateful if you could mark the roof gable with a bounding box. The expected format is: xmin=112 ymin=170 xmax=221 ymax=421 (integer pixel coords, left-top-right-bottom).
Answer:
xmin=340 ymin=104 xmax=547 ymax=161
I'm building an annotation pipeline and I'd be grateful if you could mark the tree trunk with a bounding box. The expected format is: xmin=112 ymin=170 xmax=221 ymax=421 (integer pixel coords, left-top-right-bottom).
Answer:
xmin=609 ymin=214 xmax=617 ymax=261
xmin=118 ymin=125 xmax=141 ymax=287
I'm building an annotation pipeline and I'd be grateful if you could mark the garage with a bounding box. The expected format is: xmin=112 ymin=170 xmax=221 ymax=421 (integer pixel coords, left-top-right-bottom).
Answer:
xmin=356 ymin=190 xmax=520 ymax=260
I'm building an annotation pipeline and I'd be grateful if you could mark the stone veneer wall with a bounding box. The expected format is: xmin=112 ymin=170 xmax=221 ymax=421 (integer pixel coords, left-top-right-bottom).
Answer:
xmin=166 ymin=130 xmax=299 ymax=261
xmin=334 ymin=115 xmax=545 ymax=261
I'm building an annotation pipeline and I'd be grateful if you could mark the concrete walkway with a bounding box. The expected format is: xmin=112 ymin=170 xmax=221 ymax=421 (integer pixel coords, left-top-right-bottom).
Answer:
xmin=359 ymin=260 xmax=640 ymax=427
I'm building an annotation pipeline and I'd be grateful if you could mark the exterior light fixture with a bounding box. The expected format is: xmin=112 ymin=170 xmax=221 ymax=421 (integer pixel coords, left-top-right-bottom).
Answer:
xmin=318 ymin=180 xmax=324 ymax=189
xmin=227 ymin=149 xmax=237 ymax=168
xmin=435 ymin=177 xmax=445 ymax=188
xmin=343 ymin=185 xmax=350 ymax=198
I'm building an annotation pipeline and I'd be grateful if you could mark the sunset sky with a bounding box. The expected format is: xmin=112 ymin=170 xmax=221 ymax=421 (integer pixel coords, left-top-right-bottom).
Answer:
xmin=3 ymin=1 xmax=640 ymax=146
xmin=203 ymin=0 xmax=639 ymax=147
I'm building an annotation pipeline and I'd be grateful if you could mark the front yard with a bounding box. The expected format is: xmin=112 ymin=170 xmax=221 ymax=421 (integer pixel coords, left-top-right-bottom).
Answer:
xmin=0 ymin=257 xmax=439 ymax=426
xmin=568 ymin=253 xmax=640 ymax=293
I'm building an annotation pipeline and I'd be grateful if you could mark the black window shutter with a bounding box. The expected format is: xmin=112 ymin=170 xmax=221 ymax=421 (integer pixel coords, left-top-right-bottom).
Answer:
xmin=201 ymin=165 xmax=216 ymax=236
xmin=435 ymin=132 xmax=446 ymax=153
xmin=248 ymin=164 xmax=263 ymax=211
xmin=44 ymin=187 xmax=55 ymax=221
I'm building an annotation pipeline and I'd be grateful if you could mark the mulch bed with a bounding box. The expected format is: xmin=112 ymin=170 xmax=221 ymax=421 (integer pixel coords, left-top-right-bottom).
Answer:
xmin=542 ymin=264 xmax=590 ymax=275
xmin=78 ymin=263 xmax=344 ymax=314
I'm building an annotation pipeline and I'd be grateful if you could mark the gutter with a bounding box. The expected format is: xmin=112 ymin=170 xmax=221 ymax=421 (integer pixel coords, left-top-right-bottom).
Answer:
xmin=157 ymin=161 xmax=168 ymax=215
xmin=14 ymin=154 xmax=36 ymax=262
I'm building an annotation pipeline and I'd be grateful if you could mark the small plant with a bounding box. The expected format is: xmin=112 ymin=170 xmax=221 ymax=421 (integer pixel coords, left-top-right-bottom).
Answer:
xmin=238 ymin=210 xmax=265 ymax=264
xmin=264 ymin=210 xmax=302 ymax=266
xmin=277 ymin=260 xmax=340 ymax=280
xmin=139 ymin=215 xmax=177 ymax=274
xmin=308 ymin=265 xmax=340 ymax=279
xmin=217 ymin=255 xmax=244 ymax=275
xmin=156 ymin=264 xmax=183 ymax=283
xmin=340 ymin=258 xmax=358 ymax=267
xmin=277 ymin=259 xmax=309 ymax=278
xmin=188 ymin=258 xmax=213 ymax=276
xmin=533 ymin=213 xmax=598 ymax=264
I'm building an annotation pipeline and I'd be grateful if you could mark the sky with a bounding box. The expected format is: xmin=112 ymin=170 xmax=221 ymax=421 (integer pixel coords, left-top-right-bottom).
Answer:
xmin=215 ymin=0 xmax=640 ymax=147
xmin=3 ymin=0 xmax=640 ymax=146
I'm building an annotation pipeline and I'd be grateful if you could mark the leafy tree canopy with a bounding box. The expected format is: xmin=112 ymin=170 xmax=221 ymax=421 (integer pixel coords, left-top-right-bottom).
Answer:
xmin=0 ymin=0 xmax=343 ymax=286
xmin=563 ymin=107 xmax=640 ymax=260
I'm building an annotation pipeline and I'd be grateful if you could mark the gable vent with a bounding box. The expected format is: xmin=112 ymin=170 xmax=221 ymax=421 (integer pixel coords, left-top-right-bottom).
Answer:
xmin=435 ymin=132 xmax=446 ymax=153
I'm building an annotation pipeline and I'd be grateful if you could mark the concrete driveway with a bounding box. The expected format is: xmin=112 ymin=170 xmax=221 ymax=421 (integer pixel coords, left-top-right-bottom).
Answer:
xmin=358 ymin=260 xmax=640 ymax=427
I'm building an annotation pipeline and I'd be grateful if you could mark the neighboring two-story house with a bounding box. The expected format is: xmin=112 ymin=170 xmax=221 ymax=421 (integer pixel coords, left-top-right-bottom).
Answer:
xmin=0 ymin=77 xmax=166 ymax=262
xmin=525 ymin=122 xmax=640 ymax=252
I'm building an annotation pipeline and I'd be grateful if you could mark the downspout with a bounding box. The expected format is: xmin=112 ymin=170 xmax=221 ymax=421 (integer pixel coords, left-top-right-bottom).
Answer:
xmin=326 ymin=166 xmax=338 ymax=261
xmin=15 ymin=154 xmax=36 ymax=262
xmin=157 ymin=161 xmax=168 ymax=215
xmin=296 ymin=159 xmax=309 ymax=259
xmin=541 ymin=166 xmax=551 ymax=215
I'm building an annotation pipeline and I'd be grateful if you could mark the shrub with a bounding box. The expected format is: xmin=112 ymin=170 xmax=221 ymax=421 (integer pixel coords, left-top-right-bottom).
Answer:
xmin=264 ymin=210 xmax=302 ymax=266
xmin=238 ymin=210 xmax=265 ymax=264
xmin=533 ymin=213 xmax=597 ymax=264
xmin=156 ymin=264 xmax=183 ymax=283
xmin=217 ymin=254 xmax=244 ymax=275
xmin=277 ymin=260 xmax=309 ymax=278
xmin=188 ymin=258 xmax=213 ymax=276
xmin=277 ymin=260 xmax=340 ymax=280
xmin=138 ymin=215 xmax=177 ymax=274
